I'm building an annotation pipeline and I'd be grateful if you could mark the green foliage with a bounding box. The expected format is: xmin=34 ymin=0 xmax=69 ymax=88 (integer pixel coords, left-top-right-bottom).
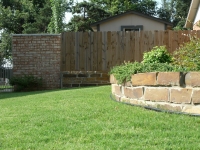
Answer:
xmin=48 ymin=0 xmax=71 ymax=33
xmin=9 ymin=75 xmax=43 ymax=92
xmin=157 ymin=0 xmax=191 ymax=28
xmin=110 ymin=62 xmax=186 ymax=83
xmin=172 ymin=37 xmax=200 ymax=71
xmin=0 ymin=0 xmax=53 ymax=64
xmin=142 ymin=46 xmax=172 ymax=64
xmin=66 ymin=1 xmax=110 ymax=31
xmin=0 ymin=31 xmax=12 ymax=65
xmin=66 ymin=0 xmax=158 ymax=31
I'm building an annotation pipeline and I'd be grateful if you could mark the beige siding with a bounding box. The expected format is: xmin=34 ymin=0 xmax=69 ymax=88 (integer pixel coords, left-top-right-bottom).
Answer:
xmin=193 ymin=4 xmax=200 ymax=30
xmin=193 ymin=20 xmax=200 ymax=30
xmin=99 ymin=14 xmax=165 ymax=31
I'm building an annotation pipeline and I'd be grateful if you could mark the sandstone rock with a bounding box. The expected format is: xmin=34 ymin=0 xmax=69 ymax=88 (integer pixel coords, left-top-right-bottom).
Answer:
xmin=157 ymin=72 xmax=183 ymax=86
xmin=110 ymin=74 xmax=118 ymax=84
xmin=131 ymin=72 xmax=157 ymax=86
xmin=124 ymin=87 xmax=143 ymax=99
xmin=185 ymin=72 xmax=200 ymax=87
xmin=170 ymin=88 xmax=192 ymax=104
xmin=191 ymin=89 xmax=200 ymax=104
xmin=144 ymin=87 xmax=169 ymax=102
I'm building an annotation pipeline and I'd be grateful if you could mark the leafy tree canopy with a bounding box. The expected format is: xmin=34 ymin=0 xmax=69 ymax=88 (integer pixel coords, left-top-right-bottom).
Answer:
xmin=66 ymin=0 xmax=158 ymax=31
xmin=0 ymin=0 xmax=69 ymax=65
xmin=157 ymin=0 xmax=192 ymax=29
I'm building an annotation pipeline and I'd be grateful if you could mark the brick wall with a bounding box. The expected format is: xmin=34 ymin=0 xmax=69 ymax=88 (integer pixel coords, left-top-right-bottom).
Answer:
xmin=12 ymin=34 xmax=61 ymax=89
xmin=111 ymin=72 xmax=200 ymax=115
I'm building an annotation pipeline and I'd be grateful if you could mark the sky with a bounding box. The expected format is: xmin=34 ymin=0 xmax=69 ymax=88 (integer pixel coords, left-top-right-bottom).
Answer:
xmin=65 ymin=0 xmax=162 ymax=23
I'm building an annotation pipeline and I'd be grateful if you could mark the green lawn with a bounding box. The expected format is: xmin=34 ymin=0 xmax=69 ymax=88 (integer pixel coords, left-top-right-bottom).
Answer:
xmin=0 ymin=86 xmax=200 ymax=150
xmin=0 ymin=85 xmax=13 ymax=90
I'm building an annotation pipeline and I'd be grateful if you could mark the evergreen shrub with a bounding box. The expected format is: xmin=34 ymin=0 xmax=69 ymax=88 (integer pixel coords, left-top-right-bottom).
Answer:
xmin=142 ymin=46 xmax=172 ymax=63
xmin=10 ymin=75 xmax=43 ymax=92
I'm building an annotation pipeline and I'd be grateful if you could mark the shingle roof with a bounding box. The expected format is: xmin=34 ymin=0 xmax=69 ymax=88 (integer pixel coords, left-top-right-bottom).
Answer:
xmin=90 ymin=10 xmax=173 ymax=27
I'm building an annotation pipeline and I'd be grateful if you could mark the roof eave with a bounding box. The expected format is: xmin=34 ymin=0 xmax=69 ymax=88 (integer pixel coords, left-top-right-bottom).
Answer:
xmin=185 ymin=0 xmax=200 ymax=28
xmin=90 ymin=11 xmax=172 ymax=27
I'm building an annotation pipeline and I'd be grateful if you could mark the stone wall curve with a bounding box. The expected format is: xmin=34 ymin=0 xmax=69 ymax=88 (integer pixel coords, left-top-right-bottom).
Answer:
xmin=110 ymin=72 xmax=200 ymax=115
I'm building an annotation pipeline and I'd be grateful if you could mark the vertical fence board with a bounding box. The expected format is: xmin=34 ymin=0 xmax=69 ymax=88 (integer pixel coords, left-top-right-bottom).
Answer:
xmin=60 ymin=30 xmax=198 ymax=72
xmin=79 ymin=32 xmax=85 ymax=71
xmin=134 ymin=31 xmax=140 ymax=62
xmin=102 ymin=32 xmax=107 ymax=71
xmin=107 ymin=31 xmax=112 ymax=70
xmin=75 ymin=32 xmax=79 ymax=70
xmin=172 ymin=31 xmax=179 ymax=52
xmin=129 ymin=32 xmax=135 ymax=62
xmin=60 ymin=33 xmax=66 ymax=71
xmin=65 ymin=32 xmax=71 ymax=71
xmin=148 ymin=31 xmax=154 ymax=51
xmin=83 ymin=32 xmax=89 ymax=71
xmin=111 ymin=32 xmax=117 ymax=67
xmin=97 ymin=32 xmax=102 ymax=71
xmin=90 ymin=32 xmax=94 ymax=71
xmin=197 ymin=30 xmax=200 ymax=38
xmin=93 ymin=32 xmax=98 ymax=71
xmin=69 ymin=32 xmax=75 ymax=71
xmin=125 ymin=32 xmax=130 ymax=62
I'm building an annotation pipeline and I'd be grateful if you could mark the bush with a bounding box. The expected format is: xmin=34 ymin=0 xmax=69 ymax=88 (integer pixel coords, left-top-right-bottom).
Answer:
xmin=172 ymin=37 xmax=200 ymax=71
xmin=110 ymin=62 xmax=187 ymax=84
xmin=9 ymin=75 xmax=43 ymax=92
xmin=142 ymin=46 xmax=172 ymax=63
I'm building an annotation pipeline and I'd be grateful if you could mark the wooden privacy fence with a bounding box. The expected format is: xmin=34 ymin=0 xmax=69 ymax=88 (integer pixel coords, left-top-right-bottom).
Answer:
xmin=61 ymin=30 xmax=200 ymax=72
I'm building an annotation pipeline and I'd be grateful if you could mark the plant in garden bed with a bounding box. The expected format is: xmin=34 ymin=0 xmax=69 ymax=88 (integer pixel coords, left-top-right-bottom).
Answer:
xmin=110 ymin=46 xmax=189 ymax=84
xmin=172 ymin=37 xmax=200 ymax=71
xmin=9 ymin=75 xmax=43 ymax=92
xmin=142 ymin=46 xmax=172 ymax=64
xmin=110 ymin=62 xmax=187 ymax=84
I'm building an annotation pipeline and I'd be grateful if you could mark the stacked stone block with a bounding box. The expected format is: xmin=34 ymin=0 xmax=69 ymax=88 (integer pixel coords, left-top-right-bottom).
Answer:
xmin=61 ymin=71 xmax=110 ymax=87
xmin=110 ymin=72 xmax=200 ymax=114
xmin=12 ymin=34 xmax=61 ymax=89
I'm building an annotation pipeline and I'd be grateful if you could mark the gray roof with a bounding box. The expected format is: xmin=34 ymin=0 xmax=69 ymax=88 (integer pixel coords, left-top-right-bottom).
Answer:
xmin=91 ymin=11 xmax=173 ymax=27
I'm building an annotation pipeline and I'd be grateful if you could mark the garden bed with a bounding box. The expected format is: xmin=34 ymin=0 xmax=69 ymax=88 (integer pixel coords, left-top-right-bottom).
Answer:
xmin=110 ymin=72 xmax=200 ymax=115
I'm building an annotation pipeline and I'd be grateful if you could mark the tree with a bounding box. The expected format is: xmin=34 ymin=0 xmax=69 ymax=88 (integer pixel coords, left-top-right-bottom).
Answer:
xmin=173 ymin=0 xmax=191 ymax=29
xmin=48 ymin=0 xmax=73 ymax=33
xmin=66 ymin=0 xmax=158 ymax=31
xmin=0 ymin=0 xmax=53 ymax=65
xmin=157 ymin=0 xmax=191 ymax=29
xmin=0 ymin=31 xmax=12 ymax=65
xmin=66 ymin=1 xmax=110 ymax=31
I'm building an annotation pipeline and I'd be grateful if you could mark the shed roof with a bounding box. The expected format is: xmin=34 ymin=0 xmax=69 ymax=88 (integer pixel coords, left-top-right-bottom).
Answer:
xmin=90 ymin=11 xmax=173 ymax=27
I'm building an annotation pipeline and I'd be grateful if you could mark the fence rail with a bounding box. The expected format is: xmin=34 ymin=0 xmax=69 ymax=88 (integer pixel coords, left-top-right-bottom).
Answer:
xmin=0 ymin=65 xmax=13 ymax=92
xmin=61 ymin=30 xmax=200 ymax=72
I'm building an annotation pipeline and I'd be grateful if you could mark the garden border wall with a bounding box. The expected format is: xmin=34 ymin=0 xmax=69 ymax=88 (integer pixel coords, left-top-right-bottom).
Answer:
xmin=110 ymin=72 xmax=200 ymax=115
xmin=61 ymin=71 xmax=110 ymax=88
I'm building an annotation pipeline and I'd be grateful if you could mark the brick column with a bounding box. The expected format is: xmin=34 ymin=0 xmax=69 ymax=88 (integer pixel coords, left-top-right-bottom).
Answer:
xmin=12 ymin=34 xmax=61 ymax=89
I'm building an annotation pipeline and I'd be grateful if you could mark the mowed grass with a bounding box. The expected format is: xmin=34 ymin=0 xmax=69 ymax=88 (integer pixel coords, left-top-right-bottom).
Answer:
xmin=1 ymin=86 xmax=200 ymax=150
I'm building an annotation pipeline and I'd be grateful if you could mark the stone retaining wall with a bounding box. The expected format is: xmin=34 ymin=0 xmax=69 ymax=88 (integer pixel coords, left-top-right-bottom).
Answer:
xmin=110 ymin=72 xmax=200 ymax=114
xmin=61 ymin=71 xmax=110 ymax=88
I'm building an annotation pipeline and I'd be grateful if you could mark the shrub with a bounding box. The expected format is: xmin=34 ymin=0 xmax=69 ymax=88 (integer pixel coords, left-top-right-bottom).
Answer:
xmin=110 ymin=62 xmax=187 ymax=84
xmin=172 ymin=37 xmax=200 ymax=71
xmin=9 ymin=75 xmax=43 ymax=92
xmin=142 ymin=46 xmax=172 ymax=63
